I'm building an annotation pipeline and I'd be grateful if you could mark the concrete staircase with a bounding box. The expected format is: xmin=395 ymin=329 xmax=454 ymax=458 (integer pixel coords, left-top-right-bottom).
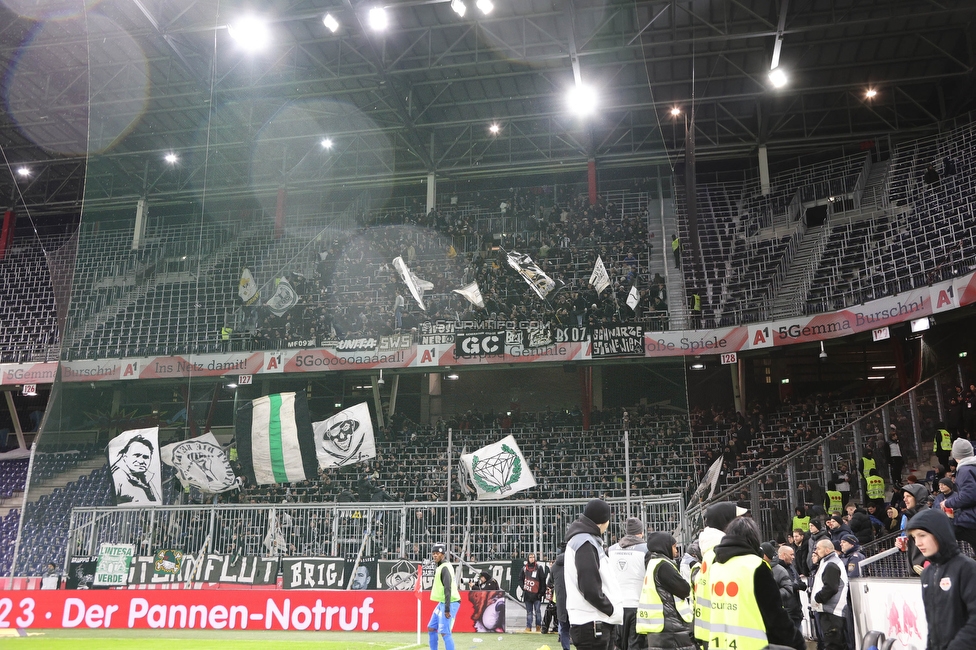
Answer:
xmin=770 ymin=226 xmax=824 ymax=318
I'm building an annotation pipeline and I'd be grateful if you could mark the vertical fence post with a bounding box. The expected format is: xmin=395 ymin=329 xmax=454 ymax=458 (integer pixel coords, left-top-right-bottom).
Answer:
xmin=853 ymin=421 xmax=864 ymax=501
xmin=909 ymin=390 xmax=922 ymax=472
xmin=934 ymin=373 xmax=946 ymax=423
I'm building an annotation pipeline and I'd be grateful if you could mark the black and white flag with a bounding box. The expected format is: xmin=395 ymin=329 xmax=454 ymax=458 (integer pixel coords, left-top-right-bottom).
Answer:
xmin=313 ymin=402 xmax=376 ymax=469
xmin=452 ymin=281 xmax=485 ymax=309
xmin=626 ymin=285 xmax=640 ymax=310
xmin=107 ymin=427 xmax=163 ymax=506
xmin=266 ymin=277 xmax=299 ymax=317
xmin=161 ymin=432 xmax=241 ymax=493
xmin=589 ymin=256 xmax=610 ymax=294
xmin=506 ymin=251 xmax=558 ymax=300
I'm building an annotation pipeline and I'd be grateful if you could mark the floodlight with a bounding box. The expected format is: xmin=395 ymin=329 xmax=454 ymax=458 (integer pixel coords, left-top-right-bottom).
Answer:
xmin=323 ymin=13 xmax=339 ymax=33
xmin=865 ymin=88 xmax=877 ymax=99
xmin=819 ymin=341 xmax=827 ymax=359
xmin=368 ymin=7 xmax=388 ymax=31
xmin=228 ymin=16 xmax=270 ymax=51
xmin=768 ymin=67 xmax=788 ymax=88
xmin=164 ymin=153 xmax=178 ymax=164
xmin=446 ymin=372 xmax=459 ymax=380
xmin=16 ymin=166 xmax=30 ymax=177
xmin=451 ymin=0 xmax=467 ymax=17
xmin=489 ymin=123 xmax=500 ymax=134
xmin=321 ymin=138 xmax=334 ymax=149
xmin=690 ymin=363 xmax=705 ymax=370
xmin=670 ymin=107 xmax=681 ymax=116
xmin=476 ymin=0 xmax=494 ymax=14
xmin=567 ymin=84 xmax=598 ymax=117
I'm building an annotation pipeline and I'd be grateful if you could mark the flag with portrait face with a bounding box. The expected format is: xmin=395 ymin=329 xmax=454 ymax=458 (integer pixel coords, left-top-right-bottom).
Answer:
xmin=107 ymin=427 xmax=163 ymax=506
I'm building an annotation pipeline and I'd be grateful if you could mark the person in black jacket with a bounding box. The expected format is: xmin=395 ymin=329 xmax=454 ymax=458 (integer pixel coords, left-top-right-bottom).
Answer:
xmin=847 ymin=506 xmax=875 ymax=546
xmin=472 ymin=569 xmax=500 ymax=591
xmin=710 ymin=517 xmax=806 ymax=650
xmin=640 ymin=532 xmax=695 ymax=650
xmin=907 ymin=508 xmax=976 ymax=650
xmin=777 ymin=544 xmax=806 ymax=632
xmin=550 ymin=548 xmax=571 ymax=650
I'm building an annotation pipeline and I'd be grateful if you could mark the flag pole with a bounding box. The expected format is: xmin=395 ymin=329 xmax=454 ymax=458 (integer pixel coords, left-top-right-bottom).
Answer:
xmin=447 ymin=427 xmax=452 ymax=553
xmin=624 ymin=428 xmax=631 ymax=518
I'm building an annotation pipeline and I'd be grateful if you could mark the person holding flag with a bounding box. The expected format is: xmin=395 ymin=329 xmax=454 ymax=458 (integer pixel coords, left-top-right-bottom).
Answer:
xmin=429 ymin=542 xmax=461 ymax=650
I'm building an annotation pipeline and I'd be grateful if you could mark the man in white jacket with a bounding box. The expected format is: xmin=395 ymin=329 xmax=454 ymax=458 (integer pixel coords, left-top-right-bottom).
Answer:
xmin=565 ymin=498 xmax=623 ymax=650
xmin=608 ymin=517 xmax=649 ymax=650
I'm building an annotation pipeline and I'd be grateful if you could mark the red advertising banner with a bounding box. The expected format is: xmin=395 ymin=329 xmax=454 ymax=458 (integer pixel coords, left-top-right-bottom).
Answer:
xmin=0 ymin=589 xmax=485 ymax=632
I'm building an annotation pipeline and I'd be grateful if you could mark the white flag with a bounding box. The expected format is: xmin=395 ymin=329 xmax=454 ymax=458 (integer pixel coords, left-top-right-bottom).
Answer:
xmin=107 ymin=427 xmax=163 ymax=506
xmin=452 ymin=281 xmax=485 ymax=309
xmin=589 ymin=256 xmax=610 ymax=294
xmin=239 ymin=267 xmax=259 ymax=305
xmin=313 ymin=402 xmax=377 ymax=469
xmin=265 ymin=277 xmax=298 ymax=317
xmin=506 ymin=251 xmax=557 ymax=300
xmin=393 ymin=256 xmax=427 ymax=311
xmin=263 ymin=508 xmax=287 ymax=555
xmin=461 ymin=435 xmax=536 ymax=500
xmin=626 ymin=285 xmax=640 ymax=310
xmin=457 ymin=446 xmax=474 ymax=495
xmin=161 ymin=432 xmax=241 ymax=493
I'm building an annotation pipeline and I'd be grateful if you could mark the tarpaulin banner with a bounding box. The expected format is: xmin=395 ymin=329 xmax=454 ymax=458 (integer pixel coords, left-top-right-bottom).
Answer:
xmin=0 ymin=589 xmax=481 ymax=631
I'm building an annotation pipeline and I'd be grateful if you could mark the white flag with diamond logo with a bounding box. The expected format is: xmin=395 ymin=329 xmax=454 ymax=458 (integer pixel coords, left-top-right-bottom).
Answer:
xmin=460 ymin=435 xmax=536 ymax=500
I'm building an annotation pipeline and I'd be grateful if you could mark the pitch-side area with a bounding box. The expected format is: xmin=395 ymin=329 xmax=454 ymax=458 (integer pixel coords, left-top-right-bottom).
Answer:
xmin=0 ymin=628 xmax=565 ymax=650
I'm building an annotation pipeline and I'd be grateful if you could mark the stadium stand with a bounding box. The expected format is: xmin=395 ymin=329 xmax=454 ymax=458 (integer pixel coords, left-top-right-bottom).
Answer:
xmin=0 ymin=234 xmax=62 ymax=362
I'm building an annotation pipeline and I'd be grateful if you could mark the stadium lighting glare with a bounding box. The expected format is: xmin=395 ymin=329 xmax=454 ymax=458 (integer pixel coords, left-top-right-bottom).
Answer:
xmin=226 ymin=383 xmax=238 ymax=389
xmin=866 ymin=88 xmax=877 ymax=99
xmin=961 ymin=351 xmax=969 ymax=358
xmin=451 ymin=0 xmax=467 ymax=17
xmin=871 ymin=365 xmax=897 ymax=370
xmin=16 ymin=166 xmax=30 ymax=177
xmin=164 ymin=152 xmax=178 ymax=164
xmin=446 ymin=372 xmax=460 ymax=380
xmin=476 ymin=0 xmax=494 ymax=14
xmin=489 ymin=123 xmax=500 ymax=134
xmin=867 ymin=376 xmax=886 ymax=380
xmin=368 ymin=7 xmax=388 ymax=31
xmin=567 ymin=84 xmax=598 ymax=117
xmin=768 ymin=67 xmax=788 ymax=88
xmin=670 ymin=107 xmax=681 ymax=117
xmin=323 ymin=13 xmax=339 ymax=33
xmin=228 ymin=15 xmax=270 ymax=51
xmin=320 ymin=137 xmax=334 ymax=149
xmin=690 ymin=363 xmax=705 ymax=370
xmin=910 ymin=317 xmax=931 ymax=333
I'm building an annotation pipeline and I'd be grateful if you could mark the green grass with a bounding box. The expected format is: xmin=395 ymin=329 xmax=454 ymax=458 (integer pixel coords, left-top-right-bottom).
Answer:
xmin=0 ymin=629 xmax=566 ymax=650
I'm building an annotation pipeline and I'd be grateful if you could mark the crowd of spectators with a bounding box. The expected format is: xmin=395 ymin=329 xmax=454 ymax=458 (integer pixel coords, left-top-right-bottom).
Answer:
xmin=248 ymin=186 xmax=668 ymax=349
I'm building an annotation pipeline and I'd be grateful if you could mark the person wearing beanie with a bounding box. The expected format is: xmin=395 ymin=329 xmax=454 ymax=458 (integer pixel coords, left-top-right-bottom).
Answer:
xmin=907 ymin=509 xmax=976 ymax=650
xmin=825 ymin=514 xmax=853 ymax=547
xmin=807 ymin=518 xmax=831 ymax=575
xmin=518 ymin=552 xmax=548 ymax=632
xmin=608 ymin=517 xmax=648 ymax=650
xmin=933 ymin=477 xmax=958 ymax=511
xmin=565 ymin=498 xmax=622 ymax=649
xmin=708 ymin=517 xmax=805 ymax=650
xmin=691 ymin=502 xmax=743 ymax=648
xmin=848 ymin=506 xmax=875 ymax=546
xmin=943 ymin=437 xmax=976 ymax=549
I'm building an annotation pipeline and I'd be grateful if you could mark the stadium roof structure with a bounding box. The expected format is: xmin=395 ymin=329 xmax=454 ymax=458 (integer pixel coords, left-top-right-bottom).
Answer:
xmin=0 ymin=0 xmax=974 ymax=216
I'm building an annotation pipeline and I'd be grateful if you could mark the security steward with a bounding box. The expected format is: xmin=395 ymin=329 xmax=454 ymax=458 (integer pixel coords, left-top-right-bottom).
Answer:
xmin=428 ymin=542 xmax=461 ymax=650
xmin=934 ymin=424 xmax=953 ymax=477
xmin=865 ymin=468 xmax=886 ymax=508
xmin=824 ymin=482 xmax=843 ymax=516
xmin=635 ymin=531 xmax=694 ymax=649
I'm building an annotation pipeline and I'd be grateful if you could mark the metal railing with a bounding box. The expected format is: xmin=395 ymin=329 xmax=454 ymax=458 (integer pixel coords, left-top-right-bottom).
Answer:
xmin=60 ymin=495 xmax=685 ymax=574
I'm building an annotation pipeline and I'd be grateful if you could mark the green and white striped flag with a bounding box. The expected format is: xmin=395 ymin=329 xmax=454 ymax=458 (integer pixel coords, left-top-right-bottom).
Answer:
xmin=236 ymin=392 xmax=318 ymax=485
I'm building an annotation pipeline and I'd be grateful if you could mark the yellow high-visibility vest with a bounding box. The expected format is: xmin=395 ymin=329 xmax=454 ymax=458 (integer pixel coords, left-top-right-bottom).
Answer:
xmin=707 ymin=554 xmax=768 ymax=650
xmin=934 ymin=429 xmax=952 ymax=452
xmin=636 ymin=557 xmax=693 ymax=634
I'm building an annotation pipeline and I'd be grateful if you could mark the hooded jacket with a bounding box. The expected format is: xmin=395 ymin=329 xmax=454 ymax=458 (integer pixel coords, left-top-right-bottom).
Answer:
xmin=907 ymin=509 xmax=976 ymax=650
xmin=848 ymin=509 xmax=874 ymax=545
xmin=609 ymin=534 xmax=649 ymax=608
xmin=564 ymin=515 xmax=622 ymax=625
xmin=711 ymin=534 xmax=805 ymax=650
xmin=550 ymin=553 xmax=568 ymax=623
xmin=642 ymin=532 xmax=695 ymax=650
xmin=944 ymin=455 xmax=976 ymax=530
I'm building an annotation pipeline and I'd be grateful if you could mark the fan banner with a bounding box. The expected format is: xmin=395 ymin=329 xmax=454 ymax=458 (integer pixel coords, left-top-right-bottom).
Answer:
xmin=161 ymin=432 xmax=241 ymax=493
xmin=627 ymin=285 xmax=640 ymax=310
xmin=393 ymin=256 xmax=428 ymax=311
xmin=589 ymin=256 xmax=610 ymax=294
xmin=107 ymin=427 xmax=163 ymax=506
xmin=460 ymin=435 xmax=536 ymax=500
xmin=452 ymin=281 xmax=486 ymax=309
xmin=236 ymin=392 xmax=318 ymax=486
xmin=312 ymin=402 xmax=376 ymax=469
xmin=265 ymin=277 xmax=298 ymax=317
